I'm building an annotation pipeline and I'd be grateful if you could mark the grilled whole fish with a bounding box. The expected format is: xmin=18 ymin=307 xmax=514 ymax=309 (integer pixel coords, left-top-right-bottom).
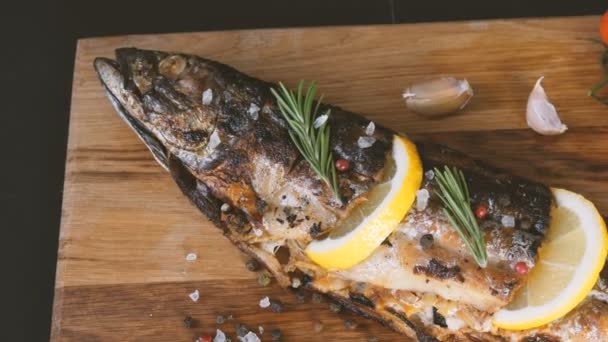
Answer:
xmin=94 ymin=48 xmax=608 ymax=341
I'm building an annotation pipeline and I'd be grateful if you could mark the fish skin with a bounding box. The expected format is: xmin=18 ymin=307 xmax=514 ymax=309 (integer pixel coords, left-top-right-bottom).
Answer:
xmin=94 ymin=48 xmax=602 ymax=341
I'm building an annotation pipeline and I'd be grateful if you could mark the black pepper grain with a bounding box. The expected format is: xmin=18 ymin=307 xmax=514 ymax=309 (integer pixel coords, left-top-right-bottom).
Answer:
xmin=183 ymin=316 xmax=194 ymax=328
xmin=216 ymin=315 xmax=226 ymax=324
xmin=312 ymin=293 xmax=323 ymax=303
xmin=420 ymin=234 xmax=434 ymax=250
xmin=432 ymin=307 xmax=448 ymax=328
xmin=344 ymin=319 xmax=357 ymax=329
xmin=236 ymin=323 xmax=249 ymax=337
xmin=245 ymin=258 xmax=259 ymax=272
xmin=301 ymin=274 xmax=312 ymax=286
xmin=270 ymin=300 xmax=284 ymax=313
xmin=271 ymin=329 xmax=282 ymax=341
xmin=329 ymin=302 xmax=342 ymax=313
xmin=309 ymin=222 xmax=322 ymax=238
xmin=295 ymin=292 xmax=306 ymax=304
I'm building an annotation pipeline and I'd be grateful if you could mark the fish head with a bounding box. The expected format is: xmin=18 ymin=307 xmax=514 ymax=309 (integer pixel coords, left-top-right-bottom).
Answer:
xmin=94 ymin=48 xmax=221 ymax=170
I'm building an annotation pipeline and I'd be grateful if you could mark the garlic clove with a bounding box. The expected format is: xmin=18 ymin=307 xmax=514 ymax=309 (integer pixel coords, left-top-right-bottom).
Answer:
xmin=526 ymin=76 xmax=567 ymax=135
xmin=403 ymin=77 xmax=473 ymax=117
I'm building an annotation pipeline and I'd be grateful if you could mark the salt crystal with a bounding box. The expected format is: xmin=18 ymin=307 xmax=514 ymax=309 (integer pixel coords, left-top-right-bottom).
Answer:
xmin=185 ymin=253 xmax=197 ymax=261
xmin=365 ymin=121 xmax=375 ymax=136
xmin=248 ymin=103 xmax=260 ymax=120
xmin=424 ymin=170 xmax=435 ymax=180
xmin=208 ymin=130 xmax=221 ymax=150
xmin=258 ymin=326 xmax=264 ymax=335
xmin=501 ymin=215 xmax=515 ymax=228
xmin=416 ymin=189 xmax=430 ymax=211
xmin=357 ymin=136 xmax=376 ymax=149
xmin=253 ymin=228 xmax=263 ymax=237
xmin=313 ymin=114 xmax=329 ymax=128
xmin=291 ymin=277 xmax=301 ymax=288
xmin=202 ymin=89 xmax=213 ymax=105
xmin=446 ymin=317 xmax=466 ymax=331
xmin=259 ymin=296 xmax=271 ymax=308
xmin=221 ymin=203 xmax=230 ymax=212
xmin=189 ymin=289 xmax=200 ymax=302
xmin=214 ymin=329 xmax=227 ymax=342
xmin=239 ymin=331 xmax=261 ymax=342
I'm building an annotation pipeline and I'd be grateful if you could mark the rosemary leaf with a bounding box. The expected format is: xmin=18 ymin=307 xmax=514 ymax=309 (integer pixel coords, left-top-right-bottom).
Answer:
xmin=271 ymin=81 xmax=342 ymax=204
xmin=433 ymin=166 xmax=488 ymax=268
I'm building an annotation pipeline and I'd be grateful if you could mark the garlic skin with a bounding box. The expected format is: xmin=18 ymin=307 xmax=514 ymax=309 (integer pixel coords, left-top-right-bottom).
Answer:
xmin=526 ymin=76 xmax=567 ymax=135
xmin=403 ymin=77 xmax=473 ymax=117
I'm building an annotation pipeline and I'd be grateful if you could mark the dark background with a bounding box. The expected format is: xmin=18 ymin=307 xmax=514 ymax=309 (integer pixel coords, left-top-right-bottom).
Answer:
xmin=1 ymin=1 xmax=604 ymax=340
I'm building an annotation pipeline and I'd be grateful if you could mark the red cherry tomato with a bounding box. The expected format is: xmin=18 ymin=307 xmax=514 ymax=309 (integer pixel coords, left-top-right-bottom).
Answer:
xmin=515 ymin=262 xmax=529 ymax=275
xmin=601 ymin=11 xmax=608 ymax=46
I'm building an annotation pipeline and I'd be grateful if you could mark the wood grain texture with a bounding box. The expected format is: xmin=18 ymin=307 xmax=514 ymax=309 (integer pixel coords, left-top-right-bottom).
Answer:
xmin=53 ymin=16 xmax=608 ymax=341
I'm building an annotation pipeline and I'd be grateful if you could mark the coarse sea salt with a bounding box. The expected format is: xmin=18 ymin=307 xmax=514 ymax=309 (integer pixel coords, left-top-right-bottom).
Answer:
xmin=291 ymin=277 xmax=301 ymax=288
xmin=221 ymin=203 xmax=230 ymax=212
xmin=189 ymin=289 xmax=200 ymax=302
xmin=202 ymin=88 xmax=213 ymax=105
xmin=248 ymin=103 xmax=260 ymax=120
xmin=424 ymin=170 xmax=435 ymax=180
xmin=259 ymin=296 xmax=271 ymax=308
xmin=213 ymin=329 xmax=226 ymax=342
xmin=313 ymin=114 xmax=328 ymax=128
xmin=258 ymin=326 xmax=264 ymax=334
xmin=185 ymin=253 xmax=197 ymax=261
xmin=416 ymin=189 xmax=430 ymax=211
xmin=208 ymin=130 xmax=221 ymax=150
xmin=357 ymin=136 xmax=376 ymax=149
xmin=253 ymin=228 xmax=263 ymax=237
xmin=501 ymin=215 xmax=515 ymax=228
xmin=365 ymin=121 xmax=375 ymax=136
xmin=239 ymin=331 xmax=261 ymax=342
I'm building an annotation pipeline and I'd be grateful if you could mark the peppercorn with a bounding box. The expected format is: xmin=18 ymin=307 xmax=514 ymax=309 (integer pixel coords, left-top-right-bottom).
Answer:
xmin=515 ymin=262 xmax=529 ymax=275
xmin=271 ymin=329 xmax=282 ymax=341
xmin=236 ymin=323 xmax=249 ymax=337
xmin=329 ymin=302 xmax=342 ymax=313
xmin=475 ymin=204 xmax=488 ymax=219
xmin=312 ymin=293 xmax=323 ymax=303
xmin=420 ymin=234 xmax=434 ymax=250
xmin=344 ymin=319 xmax=357 ymax=329
xmin=336 ymin=159 xmax=350 ymax=172
xmin=245 ymin=258 xmax=259 ymax=272
xmin=216 ymin=315 xmax=226 ymax=324
xmin=257 ymin=273 xmax=272 ymax=287
xmin=295 ymin=292 xmax=306 ymax=304
xmin=183 ymin=316 xmax=194 ymax=328
xmin=270 ymin=300 xmax=284 ymax=313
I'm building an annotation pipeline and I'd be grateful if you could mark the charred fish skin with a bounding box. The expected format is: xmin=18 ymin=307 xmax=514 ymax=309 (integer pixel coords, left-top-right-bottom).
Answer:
xmin=96 ymin=48 xmax=392 ymax=239
xmin=94 ymin=48 xmax=599 ymax=341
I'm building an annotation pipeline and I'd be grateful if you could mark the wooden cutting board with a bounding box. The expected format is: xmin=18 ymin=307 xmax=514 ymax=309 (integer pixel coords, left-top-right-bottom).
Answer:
xmin=53 ymin=16 xmax=608 ymax=341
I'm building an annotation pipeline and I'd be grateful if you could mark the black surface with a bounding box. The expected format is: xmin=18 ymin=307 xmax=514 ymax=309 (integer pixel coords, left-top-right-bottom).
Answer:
xmin=0 ymin=1 xmax=604 ymax=341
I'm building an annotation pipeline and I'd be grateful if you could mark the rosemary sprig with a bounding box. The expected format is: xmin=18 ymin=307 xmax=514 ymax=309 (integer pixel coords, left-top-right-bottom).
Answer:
xmin=433 ymin=166 xmax=488 ymax=268
xmin=270 ymin=81 xmax=341 ymax=204
xmin=581 ymin=37 xmax=608 ymax=104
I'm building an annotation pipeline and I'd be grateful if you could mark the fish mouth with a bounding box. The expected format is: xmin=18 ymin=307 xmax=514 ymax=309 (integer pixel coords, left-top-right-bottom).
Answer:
xmin=94 ymin=57 xmax=169 ymax=170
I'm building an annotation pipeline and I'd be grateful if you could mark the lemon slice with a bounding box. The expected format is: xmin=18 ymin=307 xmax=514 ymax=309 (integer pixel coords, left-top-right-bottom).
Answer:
xmin=493 ymin=188 xmax=608 ymax=330
xmin=305 ymin=135 xmax=422 ymax=270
